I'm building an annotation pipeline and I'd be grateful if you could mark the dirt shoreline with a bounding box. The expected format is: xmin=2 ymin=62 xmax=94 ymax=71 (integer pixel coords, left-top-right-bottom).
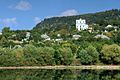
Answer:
xmin=0 ymin=65 xmax=120 ymax=70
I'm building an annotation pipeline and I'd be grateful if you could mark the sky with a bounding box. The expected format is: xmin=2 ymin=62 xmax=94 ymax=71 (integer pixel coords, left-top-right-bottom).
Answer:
xmin=0 ymin=0 xmax=120 ymax=31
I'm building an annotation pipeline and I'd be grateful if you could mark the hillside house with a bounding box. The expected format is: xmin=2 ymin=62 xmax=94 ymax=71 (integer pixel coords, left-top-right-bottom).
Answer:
xmin=41 ymin=34 xmax=51 ymax=41
xmin=0 ymin=32 xmax=2 ymax=35
xmin=76 ymin=18 xmax=89 ymax=31
xmin=94 ymin=34 xmax=110 ymax=40
xmin=72 ymin=35 xmax=81 ymax=40
xmin=105 ymin=25 xmax=118 ymax=32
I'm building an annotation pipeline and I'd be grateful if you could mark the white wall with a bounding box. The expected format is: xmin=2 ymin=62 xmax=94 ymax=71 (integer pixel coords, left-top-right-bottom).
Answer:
xmin=76 ymin=18 xmax=88 ymax=31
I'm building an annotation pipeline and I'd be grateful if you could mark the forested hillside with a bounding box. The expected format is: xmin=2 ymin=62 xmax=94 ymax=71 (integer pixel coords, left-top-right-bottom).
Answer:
xmin=33 ymin=9 xmax=120 ymax=32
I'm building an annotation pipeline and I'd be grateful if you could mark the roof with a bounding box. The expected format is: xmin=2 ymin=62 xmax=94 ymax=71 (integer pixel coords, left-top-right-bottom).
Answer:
xmin=41 ymin=34 xmax=50 ymax=39
xmin=94 ymin=34 xmax=110 ymax=40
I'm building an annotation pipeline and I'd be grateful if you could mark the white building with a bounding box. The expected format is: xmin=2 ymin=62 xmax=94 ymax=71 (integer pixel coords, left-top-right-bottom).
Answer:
xmin=105 ymin=25 xmax=118 ymax=32
xmin=106 ymin=25 xmax=113 ymax=28
xmin=41 ymin=34 xmax=51 ymax=41
xmin=72 ymin=35 xmax=81 ymax=40
xmin=94 ymin=34 xmax=110 ymax=40
xmin=0 ymin=32 xmax=2 ymax=35
xmin=26 ymin=32 xmax=31 ymax=39
xmin=76 ymin=18 xmax=89 ymax=31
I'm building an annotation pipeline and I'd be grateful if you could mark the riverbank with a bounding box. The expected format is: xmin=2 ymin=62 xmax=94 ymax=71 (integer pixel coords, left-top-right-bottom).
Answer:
xmin=0 ymin=65 xmax=120 ymax=70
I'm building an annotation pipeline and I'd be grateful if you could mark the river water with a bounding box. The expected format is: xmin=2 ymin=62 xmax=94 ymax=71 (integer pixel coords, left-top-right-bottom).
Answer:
xmin=0 ymin=69 xmax=120 ymax=80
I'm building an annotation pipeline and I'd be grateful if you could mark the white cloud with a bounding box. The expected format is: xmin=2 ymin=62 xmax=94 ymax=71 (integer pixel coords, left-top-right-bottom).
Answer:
xmin=34 ymin=17 xmax=41 ymax=24
xmin=9 ymin=1 xmax=32 ymax=11
xmin=0 ymin=18 xmax=17 ymax=26
xmin=60 ymin=9 xmax=79 ymax=16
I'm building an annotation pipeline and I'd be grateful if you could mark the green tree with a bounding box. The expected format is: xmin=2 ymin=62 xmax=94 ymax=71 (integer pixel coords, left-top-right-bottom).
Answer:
xmin=37 ymin=47 xmax=55 ymax=65
xmin=0 ymin=36 xmax=8 ymax=47
xmin=0 ymin=48 xmax=17 ymax=66
xmin=56 ymin=47 xmax=74 ymax=65
xmin=23 ymin=44 xmax=38 ymax=65
xmin=113 ymin=31 xmax=120 ymax=44
xmin=78 ymin=45 xmax=99 ymax=64
xmin=2 ymin=27 xmax=11 ymax=39
xmin=101 ymin=44 xmax=120 ymax=64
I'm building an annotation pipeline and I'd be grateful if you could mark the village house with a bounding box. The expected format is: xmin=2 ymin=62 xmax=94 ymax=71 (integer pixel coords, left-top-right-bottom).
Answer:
xmin=72 ymin=35 xmax=81 ymax=40
xmin=105 ymin=25 xmax=118 ymax=32
xmin=94 ymin=34 xmax=110 ymax=40
xmin=0 ymin=32 xmax=2 ymax=35
xmin=76 ymin=18 xmax=89 ymax=31
xmin=41 ymin=34 xmax=51 ymax=41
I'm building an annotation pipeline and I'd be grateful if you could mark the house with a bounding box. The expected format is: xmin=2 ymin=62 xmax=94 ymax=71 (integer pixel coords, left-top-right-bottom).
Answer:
xmin=22 ymin=32 xmax=31 ymax=42
xmin=106 ymin=25 xmax=113 ymax=28
xmin=41 ymin=34 xmax=51 ymax=41
xmin=26 ymin=32 xmax=31 ymax=39
xmin=12 ymin=34 xmax=16 ymax=37
xmin=72 ymin=35 xmax=81 ymax=40
xmin=94 ymin=34 xmax=110 ymax=40
xmin=104 ymin=30 xmax=108 ymax=33
xmin=88 ymin=27 xmax=93 ymax=33
xmin=57 ymin=34 xmax=61 ymax=37
xmin=0 ymin=32 xmax=2 ymax=35
xmin=55 ymin=38 xmax=63 ymax=41
xmin=105 ymin=25 xmax=118 ymax=32
xmin=76 ymin=18 xmax=89 ymax=31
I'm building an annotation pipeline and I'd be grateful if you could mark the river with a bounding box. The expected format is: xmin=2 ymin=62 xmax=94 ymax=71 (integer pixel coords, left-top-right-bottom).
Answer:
xmin=0 ymin=69 xmax=120 ymax=80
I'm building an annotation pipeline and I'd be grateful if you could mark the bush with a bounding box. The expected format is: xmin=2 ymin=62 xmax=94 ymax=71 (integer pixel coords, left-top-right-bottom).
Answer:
xmin=101 ymin=44 xmax=120 ymax=64
xmin=78 ymin=45 xmax=99 ymax=65
xmin=55 ymin=47 xmax=74 ymax=65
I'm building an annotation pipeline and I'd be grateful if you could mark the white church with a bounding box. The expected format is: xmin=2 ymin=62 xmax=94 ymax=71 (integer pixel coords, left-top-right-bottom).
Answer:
xmin=76 ymin=18 xmax=89 ymax=31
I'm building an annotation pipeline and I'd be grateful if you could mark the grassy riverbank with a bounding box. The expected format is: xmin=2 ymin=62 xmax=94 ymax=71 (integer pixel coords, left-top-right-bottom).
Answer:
xmin=0 ymin=65 xmax=120 ymax=70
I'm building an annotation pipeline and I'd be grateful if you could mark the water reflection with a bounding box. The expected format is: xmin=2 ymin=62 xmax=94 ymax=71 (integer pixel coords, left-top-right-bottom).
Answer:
xmin=0 ymin=69 xmax=120 ymax=80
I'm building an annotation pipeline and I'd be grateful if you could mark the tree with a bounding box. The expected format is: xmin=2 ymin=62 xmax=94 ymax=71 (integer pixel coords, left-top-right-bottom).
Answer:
xmin=11 ymin=48 xmax=25 ymax=66
xmin=0 ymin=36 xmax=8 ymax=47
xmin=113 ymin=31 xmax=120 ymax=44
xmin=78 ymin=49 xmax=92 ymax=64
xmin=77 ymin=45 xmax=99 ymax=64
xmin=55 ymin=47 xmax=74 ymax=65
xmin=101 ymin=44 xmax=120 ymax=64
xmin=37 ymin=47 xmax=55 ymax=65
xmin=23 ymin=44 xmax=38 ymax=65
xmin=0 ymin=48 xmax=17 ymax=66
xmin=2 ymin=27 xmax=11 ymax=39
xmin=2 ymin=27 xmax=10 ymax=33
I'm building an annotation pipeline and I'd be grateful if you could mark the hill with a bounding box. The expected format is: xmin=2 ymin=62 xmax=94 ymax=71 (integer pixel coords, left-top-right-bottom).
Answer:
xmin=33 ymin=9 xmax=120 ymax=33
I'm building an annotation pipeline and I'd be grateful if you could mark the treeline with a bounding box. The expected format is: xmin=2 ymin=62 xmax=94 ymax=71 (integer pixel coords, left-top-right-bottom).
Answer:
xmin=0 ymin=41 xmax=120 ymax=66
xmin=0 ymin=27 xmax=120 ymax=66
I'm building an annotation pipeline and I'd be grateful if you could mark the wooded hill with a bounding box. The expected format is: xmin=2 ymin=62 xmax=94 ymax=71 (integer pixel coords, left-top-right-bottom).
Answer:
xmin=33 ymin=9 xmax=120 ymax=33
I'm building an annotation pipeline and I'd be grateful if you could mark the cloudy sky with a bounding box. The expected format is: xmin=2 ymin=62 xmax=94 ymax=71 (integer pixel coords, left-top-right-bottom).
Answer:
xmin=0 ymin=0 xmax=120 ymax=31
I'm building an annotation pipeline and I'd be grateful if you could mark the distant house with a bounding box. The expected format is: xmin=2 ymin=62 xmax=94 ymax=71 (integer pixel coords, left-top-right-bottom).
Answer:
xmin=26 ymin=32 xmax=31 ymax=39
xmin=57 ymin=34 xmax=61 ymax=37
xmin=12 ymin=34 xmax=16 ymax=37
xmin=88 ymin=27 xmax=93 ymax=33
xmin=94 ymin=34 xmax=110 ymax=40
xmin=22 ymin=32 xmax=31 ymax=42
xmin=104 ymin=30 xmax=108 ymax=33
xmin=72 ymin=35 xmax=81 ymax=40
xmin=41 ymin=34 xmax=51 ymax=41
xmin=0 ymin=32 xmax=2 ymax=35
xmin=105 ymin=25 xmax=118 ymax=32
xmin=55 ymin=38 xmax=63 ymax=41
xmin=105 ymin=25 xmax=113 ymax=28
xmin=76 ymin=18 xmax=89 ymax=31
